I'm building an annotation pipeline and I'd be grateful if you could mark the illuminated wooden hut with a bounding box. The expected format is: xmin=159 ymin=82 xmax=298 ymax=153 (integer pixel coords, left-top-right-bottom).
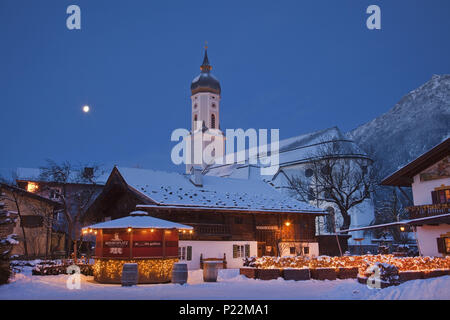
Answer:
xmin=84 ymin=210 xmax=193 ymax=284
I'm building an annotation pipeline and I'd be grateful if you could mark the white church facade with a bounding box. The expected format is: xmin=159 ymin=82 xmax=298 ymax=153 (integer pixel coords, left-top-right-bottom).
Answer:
xmin=185 ymin=48 xmax=376 ymax=251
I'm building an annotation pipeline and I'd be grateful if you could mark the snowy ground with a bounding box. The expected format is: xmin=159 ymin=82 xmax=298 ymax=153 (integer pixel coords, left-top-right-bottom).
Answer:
xmin=0 ymin=267 xmax=449 ymax=300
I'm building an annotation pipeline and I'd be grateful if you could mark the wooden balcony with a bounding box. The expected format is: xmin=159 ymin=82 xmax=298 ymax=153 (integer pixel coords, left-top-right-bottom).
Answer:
xmin=407 ymin=203 xmax=450 ymax=219
xmin=195 ymin=224 xmax=231 ymax=235
xmin=179 ymin=223 xmax=231 ymax=239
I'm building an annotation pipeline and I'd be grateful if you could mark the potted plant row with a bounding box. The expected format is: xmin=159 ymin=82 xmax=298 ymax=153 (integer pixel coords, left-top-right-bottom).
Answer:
xmin=239 ymin=266 xmax=359 ymax=281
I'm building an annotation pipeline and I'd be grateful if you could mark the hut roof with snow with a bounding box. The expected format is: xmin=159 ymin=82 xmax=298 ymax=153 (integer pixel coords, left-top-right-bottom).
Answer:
xmin=85 ymin=211 xmax=193 ymax=230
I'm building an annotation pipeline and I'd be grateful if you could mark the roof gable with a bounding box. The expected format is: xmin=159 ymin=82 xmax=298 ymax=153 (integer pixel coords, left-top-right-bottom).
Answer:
xmin=86 ymin=212 xmax=193 ymax=230
xmin=381 ymin=137 xmax=450 ymax=186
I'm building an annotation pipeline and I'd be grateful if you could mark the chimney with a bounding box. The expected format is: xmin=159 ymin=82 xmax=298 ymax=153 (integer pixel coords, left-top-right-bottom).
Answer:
xmin=190 ymin=166 xmax=203 ymax=187
xmin=83 ymin=167 xmax=94 ymax=180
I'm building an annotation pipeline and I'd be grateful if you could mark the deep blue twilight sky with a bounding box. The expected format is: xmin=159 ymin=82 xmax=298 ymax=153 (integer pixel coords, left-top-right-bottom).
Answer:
xmin=1 ymin=0 xmax=449 ymax=173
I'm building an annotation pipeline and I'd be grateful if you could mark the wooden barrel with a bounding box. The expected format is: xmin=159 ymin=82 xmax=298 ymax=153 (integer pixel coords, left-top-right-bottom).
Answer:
xmin=121 ymin=263 xmax=138 ymax=286
xmin=172 ymin=263 xmax=188 ymax=285
xmin=203 ymin=261 xmax=219 ymax=282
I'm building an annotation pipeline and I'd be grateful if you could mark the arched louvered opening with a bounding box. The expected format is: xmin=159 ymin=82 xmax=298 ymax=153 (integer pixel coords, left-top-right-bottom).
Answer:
xmin=211 ymin=114 xmax=216 ymax=129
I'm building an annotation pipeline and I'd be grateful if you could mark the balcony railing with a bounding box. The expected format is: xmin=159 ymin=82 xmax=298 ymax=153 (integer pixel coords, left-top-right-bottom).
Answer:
xmin=406 ymin=203 xmax=450 ymax=219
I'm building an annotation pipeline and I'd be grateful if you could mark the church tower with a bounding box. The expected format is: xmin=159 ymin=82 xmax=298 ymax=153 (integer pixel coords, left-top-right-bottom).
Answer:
xmin=190 ymin=46 xmax=221 ymax=132
xmin=186 ymin=46 xmax=225 ymax=173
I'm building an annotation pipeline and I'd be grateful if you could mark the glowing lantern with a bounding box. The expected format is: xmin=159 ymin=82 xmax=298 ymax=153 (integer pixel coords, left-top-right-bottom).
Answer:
xmin=27 ymin=182 xmax=39 ymax=193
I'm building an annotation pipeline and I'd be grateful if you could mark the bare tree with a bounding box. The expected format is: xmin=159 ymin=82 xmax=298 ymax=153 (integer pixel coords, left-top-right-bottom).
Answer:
xmin=1 ymin=173 xmax=31 ymax=257
xmin=38 ymin=160 xmax=104 ymax=258
xmin=5 ymin=188 xmax=29 ymax=257
xmin=288 ymin=140 xmax=377 ymax=232
xmin=0 ymin=189 xmax=18 ymax=284
xmin=371 ymin=188 xmax=410 ymax=242
xmin=277 ymin=241 xmax=291 ymax=257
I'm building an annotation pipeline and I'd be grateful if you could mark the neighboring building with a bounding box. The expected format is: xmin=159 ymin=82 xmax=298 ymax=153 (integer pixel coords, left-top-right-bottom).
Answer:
xmin=0 ymin=183 xmax=63 ymax=258
xmin=0 ymin=167 xmax=108 ymax=254
xmin=85 ymin=167 xmax=326 ymax=269
xmin=13 ymin=167 xmax=106 ymax=232
xmin=381 ymin=137 xmax=450 ymax=257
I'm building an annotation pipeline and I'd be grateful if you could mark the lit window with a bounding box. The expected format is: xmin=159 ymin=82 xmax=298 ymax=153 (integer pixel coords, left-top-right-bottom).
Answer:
xmin=26 ymin=182 xmax=39 ymax=193
xmin=432 ymin=189 xmax=450 ymax=204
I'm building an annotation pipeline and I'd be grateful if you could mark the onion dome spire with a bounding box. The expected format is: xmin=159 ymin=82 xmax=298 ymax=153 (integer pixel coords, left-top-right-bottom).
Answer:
xmin=191 ymin=42 xmax=221 ymax=95
xmin=200 ymin=46 xmax=212 ymax=72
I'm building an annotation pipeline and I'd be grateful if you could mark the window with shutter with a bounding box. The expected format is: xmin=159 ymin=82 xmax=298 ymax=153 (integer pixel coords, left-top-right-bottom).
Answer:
xmin=244 ymin=244 xmax=250 ymax=257
xmin=187 ymin=246 xmax=192 ymax=261
xmin=438 ymin=190 xmax=446 ymax=204
xmin=233 ymin=245 xmax=238 ymax=258
xmin=20 ymin=215 xmax=43 ymax=228
xmin=431 ymin=191 xmax=438 ymax=204
xmin=436 ymin=237 xmax=445 ymax=254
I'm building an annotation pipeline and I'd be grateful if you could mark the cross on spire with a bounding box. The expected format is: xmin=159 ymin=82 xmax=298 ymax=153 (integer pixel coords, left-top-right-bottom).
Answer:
xmin=200 ymin=42 xmax=212 ymax=72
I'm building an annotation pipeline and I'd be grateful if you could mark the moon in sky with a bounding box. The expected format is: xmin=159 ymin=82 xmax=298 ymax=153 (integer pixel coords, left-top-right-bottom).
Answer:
xmin=82 ymin=105 xmax=90 ymax=113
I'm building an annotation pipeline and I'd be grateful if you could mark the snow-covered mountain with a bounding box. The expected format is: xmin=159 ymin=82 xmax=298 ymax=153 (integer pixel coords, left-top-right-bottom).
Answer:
xmin=348 ymin=74 xmax=450 ymax=180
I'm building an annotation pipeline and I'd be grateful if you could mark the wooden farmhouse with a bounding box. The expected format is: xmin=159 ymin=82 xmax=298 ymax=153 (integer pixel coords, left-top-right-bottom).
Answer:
xmin=85 ymin=167 xmax=326 ymax=269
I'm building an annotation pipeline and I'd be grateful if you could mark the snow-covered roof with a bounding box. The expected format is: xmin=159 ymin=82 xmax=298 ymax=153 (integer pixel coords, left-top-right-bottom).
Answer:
xmin=381 ymin=137 xmax=450 ymax=186
xmin=205 ymin=127 xmax=370 ymax=178
xmin=114 ymin=167 xmax=324 ymax=213
xmin=86 ymin=211 xmax=193 ymax=230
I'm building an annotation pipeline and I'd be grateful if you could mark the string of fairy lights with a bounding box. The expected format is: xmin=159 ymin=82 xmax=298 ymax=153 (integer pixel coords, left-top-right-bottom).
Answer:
xmin=93 ymin=258 xmax=178 ymax=282
xmin=248 ymin=255 xmax=450 ymax=273
xmin=82 ymin=227 xmax=193 ymax=235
